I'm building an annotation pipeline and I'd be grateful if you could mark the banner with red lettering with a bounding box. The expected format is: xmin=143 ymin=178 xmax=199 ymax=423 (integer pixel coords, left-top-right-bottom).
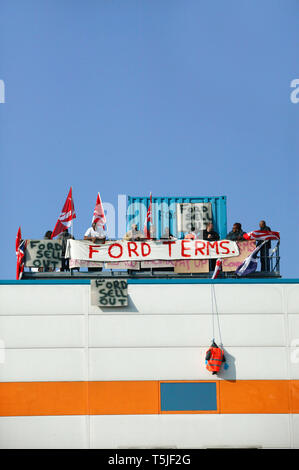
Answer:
xmin=65 ymin=239 xmax=239 ymax=262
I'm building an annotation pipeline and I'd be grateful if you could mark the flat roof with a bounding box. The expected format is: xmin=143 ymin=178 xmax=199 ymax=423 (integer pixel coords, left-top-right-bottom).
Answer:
xmin=0 ymin=279 xmax=298 ymax=285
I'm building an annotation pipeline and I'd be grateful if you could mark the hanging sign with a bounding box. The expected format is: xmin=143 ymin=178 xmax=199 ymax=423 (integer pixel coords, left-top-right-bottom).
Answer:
xmin=66 ymin=239 xmax=239 ymax=262
xmin=90 ymin=279 xmax=128 ymax=307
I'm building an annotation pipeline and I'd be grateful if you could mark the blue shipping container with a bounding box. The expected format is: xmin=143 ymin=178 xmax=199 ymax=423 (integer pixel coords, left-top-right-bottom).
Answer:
xmin=127 ymin=196 xmax=227 ymax=239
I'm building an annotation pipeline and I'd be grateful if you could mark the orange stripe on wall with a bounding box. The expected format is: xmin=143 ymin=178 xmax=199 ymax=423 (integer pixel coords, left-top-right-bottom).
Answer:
xmin=89 ymin=381 xmax=159 ymax=415
xmin=0 ymin=380 xmax=299 ymax=417
xmin=290 ymin=380 xmax=299 ymax=413
xmin=219 ymin=380 xmax=290 ymax=414
xmin=0 ymin=382 xmax=87 ymax=417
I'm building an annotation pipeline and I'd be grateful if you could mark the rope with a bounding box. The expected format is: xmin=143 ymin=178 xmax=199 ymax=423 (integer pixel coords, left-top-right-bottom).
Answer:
xmin=210 ymin=283 xmax=223 ymax=347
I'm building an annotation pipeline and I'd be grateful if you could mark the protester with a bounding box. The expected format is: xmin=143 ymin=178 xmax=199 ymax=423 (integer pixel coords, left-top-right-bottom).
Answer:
xmin=203 ymin=223 xmax=219 ymax=242
xmin=84 ymin=222 xmax=105 ymax=272
xmin=84 ymin=221 xmax=106 ymax=243
xmin=44 ymin=230 xmax=53 ymax=240
xmin=161 ymin=227 xmax=176 ymax=240
xmin=203 ymin=223 xmax=220 ymax=271
xmin=184 ymin=226 xmax=197 ymax=240
xmin=38 ymin=230 xmax=55 ymax=272
xmin=59 ymin=229 xmax=74 ymax=272
xmin=149 ymin=225 xmax=157 ymax=240
xmin=123 ymin=224 xmax=145 ymax=241
xmin=257 ymin=220 xmax=271 ymax=272
xmin=226 ymin=223 xmax=245 ymax=241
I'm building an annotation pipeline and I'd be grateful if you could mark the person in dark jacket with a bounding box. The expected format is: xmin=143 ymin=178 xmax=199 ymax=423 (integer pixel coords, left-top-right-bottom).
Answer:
xmin=58 ymin=229 xmax=74 ymax=272
xmin=203 ymin=223 xmax=220 ymax=271
xmin=257 ymin=220 xmax=271 ymax=272
xmin=226 ymin=223 xmax=245 ymax=241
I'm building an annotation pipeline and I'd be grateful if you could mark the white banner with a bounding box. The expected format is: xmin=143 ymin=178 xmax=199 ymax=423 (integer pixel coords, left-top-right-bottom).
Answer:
xmin=66 ymin=239 xmax=239 ymax=262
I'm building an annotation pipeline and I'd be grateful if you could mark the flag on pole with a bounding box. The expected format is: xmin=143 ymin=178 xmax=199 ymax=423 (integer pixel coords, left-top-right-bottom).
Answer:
xmin=212 ymin=259 xmax=222 ymax=279
xmin=16 ymin=226 xmax=27 ymax=280
xmin=92 ymin=193 xmax=106 ymax=230
xmin=51 ymin=187 xmax=76 ymax=239
xmin=235 ymin=241 xmax=267 ymax=277
xmin=143 ymin=193 xmax=153 ymax=239
xmin=243 ymin=230 xmax=280 ymax=241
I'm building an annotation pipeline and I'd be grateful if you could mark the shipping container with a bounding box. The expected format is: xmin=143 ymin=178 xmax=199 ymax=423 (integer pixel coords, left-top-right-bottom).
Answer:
xmin=127 ymin=195 xmax=227 ymax=239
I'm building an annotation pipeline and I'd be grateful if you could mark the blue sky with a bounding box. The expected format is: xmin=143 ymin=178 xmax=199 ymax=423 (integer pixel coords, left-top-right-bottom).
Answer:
xmin=0 ymin=0 xmax=298 ymax=278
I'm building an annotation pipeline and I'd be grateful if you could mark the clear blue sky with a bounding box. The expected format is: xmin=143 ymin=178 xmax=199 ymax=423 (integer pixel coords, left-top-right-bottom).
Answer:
xmin=0 ymin=0 xmax=298 ymax=279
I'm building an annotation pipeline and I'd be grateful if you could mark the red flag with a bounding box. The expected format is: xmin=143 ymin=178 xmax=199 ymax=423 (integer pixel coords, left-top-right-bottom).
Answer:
xmin=51 ymin=187 xmax=76 ymax=238
xmin=16 ymin=226 xmax=21 ymax=255
xmin=243 ymin=230 xmax=280 ymax=241
xmin=212 ymin=259 xmax=222 ymax=279
xmin=143 ymin=193 xmax=153 ymax=239
xmin=92 ymin=193 xmax=106 ymax=229
xmin=15 ymin=226 xmax=27 ymax=280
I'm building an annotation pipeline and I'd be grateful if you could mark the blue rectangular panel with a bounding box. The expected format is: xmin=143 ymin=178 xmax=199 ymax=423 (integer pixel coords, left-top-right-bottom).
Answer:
xmin=160 ymin=382 xmax=217 ymax=411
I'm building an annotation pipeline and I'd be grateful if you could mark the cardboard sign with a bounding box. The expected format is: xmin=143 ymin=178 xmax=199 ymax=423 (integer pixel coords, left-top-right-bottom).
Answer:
xmin=174 ymin=259 xmax=209 ymax=273
xmin=222 ymin=241 xmax=256 ymax=272
xmin=66 ymin=239 xmax=239 ymax=262
xmin=176 ymin=203 xmax=212 ymax=232
xmin=141 ymin=260 xmax=175 ymax=268
xmin=105 ymin=261 xmax=140 ymax=270
xmin=69 ymin=259 xmax=104 ymax=268
xmin=90 ymin=279 xmax=128 ymax=307
xmin=25 ymin=239 xmax=63 ymax=269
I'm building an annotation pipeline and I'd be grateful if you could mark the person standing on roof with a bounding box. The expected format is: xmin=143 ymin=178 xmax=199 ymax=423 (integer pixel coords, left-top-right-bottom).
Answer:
xmin=123 ymin=224 xmax=146 ymax=241
xmin=203 ymin=223 xmax=220 ymax=271
xmin=257 ymin=220 xmax=271 ymax=272
xmin=84 ymin=221 xmax=106 ymax=243
xmin=226 ymin=223 xmax=245 ymax=241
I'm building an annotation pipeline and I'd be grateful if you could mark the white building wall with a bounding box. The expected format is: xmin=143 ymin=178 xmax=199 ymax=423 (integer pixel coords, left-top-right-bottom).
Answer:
xmin=0 ymin=280 xmax=299 ymax=448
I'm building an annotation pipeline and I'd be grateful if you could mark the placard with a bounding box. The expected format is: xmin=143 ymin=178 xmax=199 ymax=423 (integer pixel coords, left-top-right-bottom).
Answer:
xmin=176 ymin=202 xmax=212 ymax=232
xmin=174 ymin=259 xmax=209 ymax=273
xmin=25 ymin=239 xmax=63 ymax=269
xmin=90 ymin=279 xmax=128 ymax=307
xmin=66 ymin=239 xmax=239 ymax=262
xmin=141 ymin=260 xmax=175 ymax=268
xmin=105 ymin=261 xmax=140 ymax=270
xmin=222 ymin=241 xmax=256 ymax=272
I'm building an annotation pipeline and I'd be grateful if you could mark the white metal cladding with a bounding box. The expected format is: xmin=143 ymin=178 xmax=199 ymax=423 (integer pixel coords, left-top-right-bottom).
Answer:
xmin=89 ymin=284 xmax=284 ymax=315
xmin=0 ymin=281 xmax=299 ymax=448
xmin=90 ymin=414 xmax=292 ymax=449
xmin=0 ymin=349 xmax=86 ymax=382
xmin=0 ymin=414 xmax=294 ymax=449
xmin=0 ymin=416 xmax=87 ymax=449
xmin=285 ymin=285 xmax=299 ymax=314
xmin=89 ymin=314 xmax=286 ymax=347
xmin=88 ymin=347 xmax=288 ymax=381
xmin=0 ymin=285 xmax=87 ymax=315
xmin=0 ymin=315 xmax=85 ymax=348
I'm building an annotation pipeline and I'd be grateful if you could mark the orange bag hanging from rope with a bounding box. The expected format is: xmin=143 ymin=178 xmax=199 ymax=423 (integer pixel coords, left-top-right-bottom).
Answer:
xmin=205 ymin=340 xmax=225 ymax=375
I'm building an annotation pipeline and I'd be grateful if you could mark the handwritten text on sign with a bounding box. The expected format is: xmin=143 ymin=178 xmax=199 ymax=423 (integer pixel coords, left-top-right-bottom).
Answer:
xmin=66 ymin=239 xmax=239 ymax=262
xmin=91 ymin=279 xmax=128 ymax=307
xmin=25 ymin=240 xmax=63 ymax=269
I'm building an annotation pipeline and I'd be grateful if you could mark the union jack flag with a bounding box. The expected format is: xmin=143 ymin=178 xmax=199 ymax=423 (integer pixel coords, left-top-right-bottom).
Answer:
xmin=15 ymin=226 xmax=27 ymax=280
xmin=51 ymin=187 xmax=76 ymax=238
xmin=235 ymin=241 xmax=267 ymax=277
xmin=243 ymin=230 xmax=280 ymax=241
xmin=143 ymin=192 xmax=153 ymax=239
